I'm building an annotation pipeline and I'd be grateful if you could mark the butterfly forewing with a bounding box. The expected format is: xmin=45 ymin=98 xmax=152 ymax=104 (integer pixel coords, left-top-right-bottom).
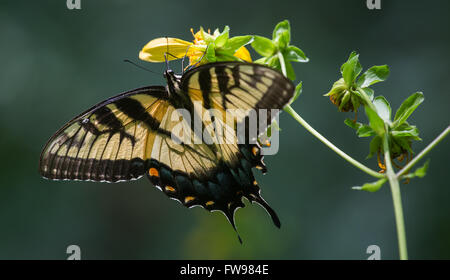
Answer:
xmin=181 ymin=61 xmax=295 ymax=136
xmin=39 ymin=86 xmax=170 ymax=182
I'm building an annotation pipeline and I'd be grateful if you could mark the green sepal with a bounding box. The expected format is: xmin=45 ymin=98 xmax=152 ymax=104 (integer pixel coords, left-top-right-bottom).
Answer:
xmin=353 ymin=178 xmax=387 ymax=192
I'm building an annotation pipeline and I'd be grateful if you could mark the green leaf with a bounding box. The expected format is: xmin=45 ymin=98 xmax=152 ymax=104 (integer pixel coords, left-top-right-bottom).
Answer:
xmin=285 ymin=60 xmax=296 ymax=81
xmin=342 ymin=52 xmax=362 ymax=87
xmin=403 ymin=160 xmax=430 ymax=179
xmin=357 ymin=125 xmax=376 ymax=137
xmin=390 ymin=137 xmax=404 ymax=156
xmin=365 ymin=106 xmax=386 ymax=136
xmin=251 ymin=36 xmax=276 ymax=57
xmin=324 ymin=78 xmax=347 ymax=97
xmin=265 ymin=119 xmax=281 ymax=138
xmin=350 ymin=93 xmax=361 ymax=112
xmin=214 ymin=26 xmax=229 ymax=48
xmin=373 ymin=96 xmax=392 ymax=123
xmin=271 ymin=119 xmax=281 ymax=131
xmin=205 ymin=43 xmax=217 ymax=62
xmin=368 ymin=135 xmax=381 ymax=158
xmin=363 ymin=87 xmax=374 ymax=101
xmin=352 ymin=87 xmax=373 ymax=108
xmin=266 ymin=55 xmax=280 ymax=70
xmin=200 ymin=27 xmax=215 ymax=43
xmin=254 ymin=57 xmax=269 ymax=65
xmin=392 ymin=136 xmax=413 ymax=154
xmin=340 ymin=51 xmax=356 ymax=73
xmin=357 ymin=65 xmax=390 ymax=88
xmin=215 ymin=50 xmax=240 ymax=62
xmin=338 ymin=91 xmax=351 ymax=111
xmin=414 ymin=160 xmax=430 ymax=178
xmin=272 ymin=20 xmax=290 ymax=49
xmin=391 ymin=125 xmax=420 ymax=140
xmin=344 ymin=119 xmax=375 ymax=137
xmin=284 ymin=46 xmax=308 ymax=62
xmin=393 ymin=92 xmax=424 ymax=128
xmin=353 ymin=178 xmax=387 ymax=192
xmin=341 ymin=52 xmax=362 ymax=75
xmin=289 ymin=82 xmax=303 ymax=105
xmin=344 ymin=118 xmax=362 ymax=130
xmin=266 ymin=125 xmax=272 ymax=138
xmin=224 ymin=35 xmax=253 ymax=53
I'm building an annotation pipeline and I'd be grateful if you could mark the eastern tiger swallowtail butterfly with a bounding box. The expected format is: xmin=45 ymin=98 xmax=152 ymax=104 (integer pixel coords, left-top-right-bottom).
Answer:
xmin=39 ymin=61 xmax=295 ymax=242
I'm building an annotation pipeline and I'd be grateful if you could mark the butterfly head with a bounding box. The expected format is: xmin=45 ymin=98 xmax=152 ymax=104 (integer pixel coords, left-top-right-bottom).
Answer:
xmin=164 ymin=69 xmax=182 ymax=95
xmin=163 ymin=68 xmax=174 ymax=78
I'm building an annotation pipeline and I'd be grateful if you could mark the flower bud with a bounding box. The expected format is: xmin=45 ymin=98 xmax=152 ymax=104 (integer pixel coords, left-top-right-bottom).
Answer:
xmin=325 ymin=78 xmax=362 ymax=112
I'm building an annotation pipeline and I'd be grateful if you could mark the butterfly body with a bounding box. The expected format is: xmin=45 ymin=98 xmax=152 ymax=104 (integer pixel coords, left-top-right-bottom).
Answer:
xmin=39 ymin=62 xmax=294 ymax=241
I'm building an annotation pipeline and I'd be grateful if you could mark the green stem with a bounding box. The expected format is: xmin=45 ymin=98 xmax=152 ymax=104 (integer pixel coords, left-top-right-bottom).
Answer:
xmin=383 ymin=124 xmax=408 ymax=260
xmin=397 ymin=126 xmax=450 ymax=177
xmin=359 ymin=85 xmax=409 ymax=259
xmin=284 ymin=105 xmax=384 ymax=179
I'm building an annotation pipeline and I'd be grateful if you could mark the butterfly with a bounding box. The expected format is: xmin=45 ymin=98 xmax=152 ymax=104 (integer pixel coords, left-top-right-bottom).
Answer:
xmin=39 ymin=61 xmax=295 ymax=242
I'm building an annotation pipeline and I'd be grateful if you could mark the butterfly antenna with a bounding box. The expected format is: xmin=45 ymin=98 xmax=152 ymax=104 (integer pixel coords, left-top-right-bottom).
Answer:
xmin=181 ymin=45 xmax=191 ymax=74
xmin=164 ymin=51 xmax=183 ymax=73
xmin=123 ymin=59 xmax=159 ymax=75
xmin=165 ymin=36 xmax=170 ymax=70
xmin=189 ymin=45 xmax=208 ymax=69
xmin=163 ymin=37 xmax=181 ymax=69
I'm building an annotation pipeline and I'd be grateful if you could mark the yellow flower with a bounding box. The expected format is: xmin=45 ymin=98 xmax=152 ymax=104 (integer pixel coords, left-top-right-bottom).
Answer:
xmin=139 ymin=37 xmax=205 ymax=63
xmin=139 ymin=28 xmax=251 ymax=67
xmin=232 ymin=45 xmax=251 ymax=63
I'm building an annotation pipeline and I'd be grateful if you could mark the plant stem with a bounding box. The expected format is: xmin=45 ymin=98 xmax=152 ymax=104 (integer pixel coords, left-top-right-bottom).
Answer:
xmin=383 ymin=124 xmax=408 ymax=260
xmin=397 ymin=125 xmax=450 ymax=177
xmin=284 ymin=105 xmax=384 ymax=179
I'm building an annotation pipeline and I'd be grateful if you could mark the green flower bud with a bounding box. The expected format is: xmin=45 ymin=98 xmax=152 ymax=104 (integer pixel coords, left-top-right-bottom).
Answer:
xmin=325 ymin=78 xmax=362 ymax=112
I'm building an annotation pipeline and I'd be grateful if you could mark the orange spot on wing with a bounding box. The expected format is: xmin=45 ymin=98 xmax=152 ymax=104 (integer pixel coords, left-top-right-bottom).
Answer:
xmin=184 ymin=196 xmax=195 ymax=203
xmin=165 ymin=186 xmax=175 ymax=192
xmin=149 ymin=168 xmax=159 ymax=177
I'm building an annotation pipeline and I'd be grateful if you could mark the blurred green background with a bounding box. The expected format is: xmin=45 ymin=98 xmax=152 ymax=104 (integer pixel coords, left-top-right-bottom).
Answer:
xmin=0 ymin=0 xmax=449 ymax=259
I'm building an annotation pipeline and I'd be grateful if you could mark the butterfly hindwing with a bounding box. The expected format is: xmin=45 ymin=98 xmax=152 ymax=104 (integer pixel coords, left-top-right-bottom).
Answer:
xmin=175 ymin=62 xmax=295 ymax=228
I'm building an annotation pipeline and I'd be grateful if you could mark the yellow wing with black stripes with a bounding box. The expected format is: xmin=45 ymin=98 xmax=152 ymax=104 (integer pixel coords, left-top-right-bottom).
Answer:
xmin=180 ymin=61 xmax=294 ymax=138
xmin=39 ymin=62 xmax=295 ymax=242
xmin=174 ymin=62 xmax=295 ymax=231
xmin=39 ymin=86 xmax=218 ymax=182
